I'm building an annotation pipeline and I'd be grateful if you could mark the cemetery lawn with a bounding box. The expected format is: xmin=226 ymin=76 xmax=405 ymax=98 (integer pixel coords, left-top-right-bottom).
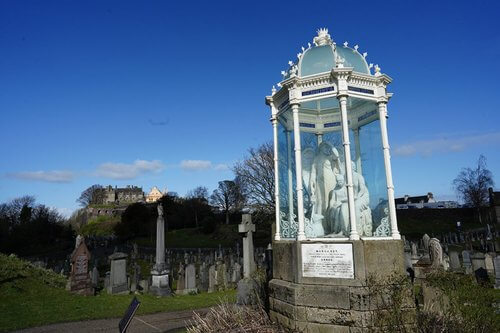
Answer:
xmin=0 ymin=254 xmax=236 ymax=332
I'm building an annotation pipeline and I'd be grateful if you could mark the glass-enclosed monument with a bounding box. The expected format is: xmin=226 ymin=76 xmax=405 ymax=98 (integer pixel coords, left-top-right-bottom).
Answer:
xmin=267 ymin=28 xmax=401 ymax=241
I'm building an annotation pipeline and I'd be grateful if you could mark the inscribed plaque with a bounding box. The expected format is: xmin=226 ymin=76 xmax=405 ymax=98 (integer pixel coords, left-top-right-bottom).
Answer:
xmin=302 ymin=243 xmax=354 ymax=279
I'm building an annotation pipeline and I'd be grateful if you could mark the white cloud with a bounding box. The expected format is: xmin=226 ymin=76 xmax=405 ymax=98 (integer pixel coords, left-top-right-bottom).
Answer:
xmin=95 ymin=159 xmax=164 ymax=179
xmin=214 ymin=163 xmax=229 ymax=171
xmin=7 ymin=170 xmax=75 ymax=183
xmin=180 ymin=160 xmax=212 ymax=171
xmin=393 ymin=132 xmax=500 ymax=157
xmin=180 ymin=160 xmax=230 ymax=171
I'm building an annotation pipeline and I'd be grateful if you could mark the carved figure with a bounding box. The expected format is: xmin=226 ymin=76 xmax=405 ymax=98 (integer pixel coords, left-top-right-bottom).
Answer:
xmin=373 ymin=207 xmax=390 ymax=237
xmin=310 ymin=142 xmax=341 ymax=232
xmin=157 ymin=203 xmax=164 ymax=217
xmin=429 ymin=238 xmax=443 ymax=268
xmin=327 ymin=174 xmax=349 ymax=236
xmin=352 ymin=162 xmax=372 ymax=236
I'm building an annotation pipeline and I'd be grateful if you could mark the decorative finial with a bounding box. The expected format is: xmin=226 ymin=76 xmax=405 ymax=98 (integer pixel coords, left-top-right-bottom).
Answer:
xmin=343 ymin=41 xmax=348 ymax=47
xmin=362 ymin=52 xmax=368 ymax=58
xmin=354 ymin=44 xmax=359 ymax=51
xmin=313 ymin=28 xmax=332 ymax=46
xmin=336 ymin=55 xmax=345 ymax=68
xmin=307 ymin=42 xmax=311 ymax=49
xmin=297 ymin=52 xmax=302 ymax=59
xmin=288 ymin=60 xmax=293 ymax=66
xmin=277 ymin=82 xmax=282 ymax=88
xmin=289 ymin=65 xmax=298 ymax=77
xmin=369 ymin=63 xmax=374 ymax=69
xmin=301 ymin=46 xmax=305 ymax=52
xmin=374 ymin=64 xmax=381 ymax=76
xmin=272 ymin=85 xmax=276 ymax=94
xmin=281 ymin=70 xmax=287 ymax=77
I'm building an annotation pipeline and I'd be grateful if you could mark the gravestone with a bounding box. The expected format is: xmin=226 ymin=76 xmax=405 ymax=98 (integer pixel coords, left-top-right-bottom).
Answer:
xmin=474 ymin=267 xmax=489 ymax=285
xmin=484 ymin=253 xmax=494 ymax=275
xmin=184 ymin=263 xmax=197 ymax=294
xmin=199 ymin=262 xmax=209 ymax=292
xmin=69 ymin=236 xmax=93 ymax=295
xmin=91 ymin=265 xmax=99 ymax=289
xmin=471 ymin=252 xmax=486 ymax=271
xmin=422 ymin=234 xmax=430 ymax=253
xmin=232 ymin=262 xmax=242 ymax=283
xmin=176 ymin=262 xmax=185 ymax=294
xmin=462 ymin=250 xmax=472 ymax=274
xmin=150 ymin=203 xmax=171 ymax=296
xmin=208 ymin=264 xmax=216 ymax=293
xmin=108 ymin=252 xmax=128 ymax=294
xmin=494 ymin=256 xmax=500 ymax=289
xmin=238 ymin=214 xmax=256 ymax=278
xmin=449 ymin=251 xmax=460 ymax=271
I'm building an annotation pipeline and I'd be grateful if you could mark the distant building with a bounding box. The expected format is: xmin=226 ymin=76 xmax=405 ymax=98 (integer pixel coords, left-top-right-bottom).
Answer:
xmin=146 ymin=186 xmax=166 ymax=203
xmin=395 ymin=192 xmax=459 ymax=209
xmin=93 ymin=185 xmax=145 ymax=205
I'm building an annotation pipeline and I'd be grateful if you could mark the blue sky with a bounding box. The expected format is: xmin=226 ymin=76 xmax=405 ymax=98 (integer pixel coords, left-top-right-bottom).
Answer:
xmin=1 ymin=0 xmax=499 ymax=217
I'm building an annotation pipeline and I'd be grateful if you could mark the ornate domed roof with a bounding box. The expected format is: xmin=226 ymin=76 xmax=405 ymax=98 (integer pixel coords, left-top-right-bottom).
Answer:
xmin=283 ymin=28 xmax=371 ymax=80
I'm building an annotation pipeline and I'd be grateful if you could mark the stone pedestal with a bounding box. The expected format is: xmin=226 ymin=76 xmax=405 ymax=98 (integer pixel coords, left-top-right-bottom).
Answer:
xmin=150 ymin=271 xmax=171 ymax=296
xmin=269 ymin=240 xmax=416 ymax=332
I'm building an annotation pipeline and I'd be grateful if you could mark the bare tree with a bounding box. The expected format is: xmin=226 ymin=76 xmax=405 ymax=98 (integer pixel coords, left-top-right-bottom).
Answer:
xmin=186 ymin=186 xmax=209 ymax=227
xmin=233 ymin=142 xmax=275 ymax=212
xmin=210 ymin=180 xmax=245 ymax=224
xmin=77 ymin=184 xmax=103 ymax=207
xmin=187 ymin=186 xmax=209 ymax=200
xmin=453 ymin=155 xmax=494 ymax=223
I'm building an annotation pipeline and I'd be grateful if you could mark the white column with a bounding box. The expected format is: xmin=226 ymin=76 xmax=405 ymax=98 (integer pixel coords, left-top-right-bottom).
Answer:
xmin=272 ymin=117 xmax=281 ymax=241
xmin=354 ymin=128 xmax=362 ymax=174
xmin=338 ymin=95 xmax=359 ymax=240
xmin=292 ymin=104 xmax=306 ymax=241
xmin=378 ymin=102 xmax=401 ymax=239
xmin=286 ymin=130 xmax=294 ymax=230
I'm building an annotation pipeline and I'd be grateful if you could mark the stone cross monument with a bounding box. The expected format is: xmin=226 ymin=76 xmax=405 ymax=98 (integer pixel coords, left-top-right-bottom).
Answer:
xmin=150 ymin=203 xmax=171 ymax=296
xmin=238 ymin=214 xmax=256 ymax=278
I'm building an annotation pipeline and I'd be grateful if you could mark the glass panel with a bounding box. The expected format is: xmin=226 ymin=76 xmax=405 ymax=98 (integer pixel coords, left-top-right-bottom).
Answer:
xmin=303 ymin=128 xmax=348 ymax=237
xmin=336 ymin=46 xmax=370 ymax=74
xmin=278 ymin=113 xmax=297 ymax=238
xmin=358 ymin=117 xmax=390 ymax=237
xmin=299 ymin=45 xmax=335 ymax=77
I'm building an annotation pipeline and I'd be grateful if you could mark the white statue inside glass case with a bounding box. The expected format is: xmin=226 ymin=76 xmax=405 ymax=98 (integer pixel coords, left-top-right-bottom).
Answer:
xmin=303 ymin=142 xmax=373 ymax=238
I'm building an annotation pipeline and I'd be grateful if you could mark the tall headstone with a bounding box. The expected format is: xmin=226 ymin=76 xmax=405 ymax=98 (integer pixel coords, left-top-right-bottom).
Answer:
xmin=69 ymin=236 xmax=93 ymax=295
xmin=494 ymin=256 xmax=500 ymax=289
xmin=150 ymin=203 xmax=171 ymax=296
xmin=208 ymin=264 xmax=216 ymax=293
xmin=422 ymin=234 xmax=430 ymax=254
xmin=176 ymin=262 xmax=185 ymax=294
xmin=449 ymin=251 xmax=460 ymax=271
xmin=184 ymin=263 xmax=197 ymax=294
xmin=462 ymin=250 xmax=472 ymax=274
xmin=107 ymin=252 xmax=128 ymax=294
xmin=238 ymin=214 xmax=256 ymax=278
xmin=199 ymin=262 xmax=209 ymax=292
xmin=484 ymin=253 xmax=494 ymax=275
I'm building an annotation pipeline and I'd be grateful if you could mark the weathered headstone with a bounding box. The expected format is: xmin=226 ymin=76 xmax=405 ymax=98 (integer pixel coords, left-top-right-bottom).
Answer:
xmin=449 ymin=251 xmax=460 ymax=271
xmin=91 ymin=265 xmax=99 ymax=289
xmin=238 ymin=214 xmax=256 ymax=278
xmin=484 ymin=253 xmax=494 ymax=275
xmin=462 ymin=250 xmax=472 ymax=274
xmin=429 ymin=238 xmax=443 ymax=269
xmin=69 ymin=236 xmax=93 ymax=295
xmin=474 ymin=267 xmax=489 ymax=285
xmin=208 ymin=264 xmax=216 ymax=293
xmin=422 ymin=234 xmax=430 ymax=253
xmin=184 ymin=263 xmax=197 ymax=294
xmin=232 ymin=262 xmax=242 ymax=283
xmin=176 ymin=262 xmax=185 ymax=294
xmin=471 ymin=252 xmax=486 ymax=271
xmin=199 ymin=262 xmax=208 ymax=292
xmin=494 ymin=256 xmax=500 ymax=289
xmin=107 ymin=252 xmax=128 ymax=294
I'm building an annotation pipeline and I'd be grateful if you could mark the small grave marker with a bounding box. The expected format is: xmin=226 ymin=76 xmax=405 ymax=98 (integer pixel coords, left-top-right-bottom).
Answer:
xmin=119 ymin=297 xmax=141 ymax=333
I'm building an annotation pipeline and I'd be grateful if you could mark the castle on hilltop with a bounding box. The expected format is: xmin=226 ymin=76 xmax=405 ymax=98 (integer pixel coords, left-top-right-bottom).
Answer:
xmin=93 ymin=185 xmax=145 ymax=205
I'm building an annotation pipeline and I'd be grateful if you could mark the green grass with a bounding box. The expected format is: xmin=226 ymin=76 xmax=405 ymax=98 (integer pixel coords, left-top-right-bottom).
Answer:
xmin=0 ymin=253 xmax=236 ymax=332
